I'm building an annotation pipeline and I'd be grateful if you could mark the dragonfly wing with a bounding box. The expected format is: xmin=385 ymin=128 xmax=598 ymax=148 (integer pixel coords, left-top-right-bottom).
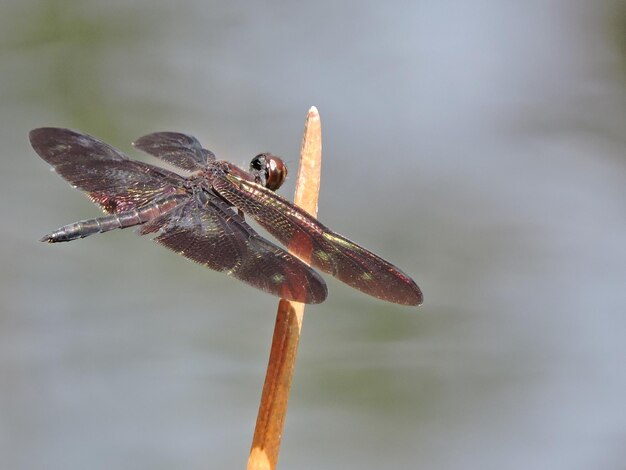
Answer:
xmin=212 ymin=174 xmax=422 ymax=306
xmin=138 ymin=195 xmax=328 ymax=304
xmin=133 ymin=132 xmax=215 ymax=171
xmin=30 ymin=127 xmax=186 ymax=214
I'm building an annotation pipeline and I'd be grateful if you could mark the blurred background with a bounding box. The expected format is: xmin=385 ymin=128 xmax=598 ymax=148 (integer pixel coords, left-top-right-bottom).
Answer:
xmin=1 ymin=0 xmax=625 ymax=469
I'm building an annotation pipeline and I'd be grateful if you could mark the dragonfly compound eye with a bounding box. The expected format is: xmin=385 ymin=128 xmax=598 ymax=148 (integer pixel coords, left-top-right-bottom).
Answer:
xmin=250 ymin=153 xmax=287 ymax=191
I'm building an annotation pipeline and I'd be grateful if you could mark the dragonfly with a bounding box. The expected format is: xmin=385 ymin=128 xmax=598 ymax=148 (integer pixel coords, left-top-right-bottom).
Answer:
xmin=31 ymin=128 xmax=423 ymax=306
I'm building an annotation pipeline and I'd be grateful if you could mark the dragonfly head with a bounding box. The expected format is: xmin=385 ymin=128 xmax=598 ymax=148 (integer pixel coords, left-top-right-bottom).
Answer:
xmin=250 ymin=153 xmax=288 ymax=191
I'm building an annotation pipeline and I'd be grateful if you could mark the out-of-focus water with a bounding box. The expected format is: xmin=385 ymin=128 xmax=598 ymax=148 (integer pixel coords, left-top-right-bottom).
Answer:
xmin=1 ymin=1 xmax=625 ymax=469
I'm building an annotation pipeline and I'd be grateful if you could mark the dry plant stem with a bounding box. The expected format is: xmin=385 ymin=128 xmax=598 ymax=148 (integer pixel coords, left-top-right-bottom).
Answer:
xmin=247 ymin=107 xmax=322 ymax=470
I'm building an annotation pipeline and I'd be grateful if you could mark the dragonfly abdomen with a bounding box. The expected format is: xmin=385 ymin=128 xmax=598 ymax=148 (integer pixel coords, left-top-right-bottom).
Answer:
xmin=41 ymin=197 xmax=184 ymax=243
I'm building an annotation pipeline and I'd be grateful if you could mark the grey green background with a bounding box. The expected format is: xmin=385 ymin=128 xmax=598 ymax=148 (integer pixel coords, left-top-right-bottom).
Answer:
xmin=1 ymin=1 xmax=625 ymax=469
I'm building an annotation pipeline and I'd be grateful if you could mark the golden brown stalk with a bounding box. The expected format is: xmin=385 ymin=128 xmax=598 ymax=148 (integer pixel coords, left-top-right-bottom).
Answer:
xmin=247 ymin=107 xmax=322 ymax=470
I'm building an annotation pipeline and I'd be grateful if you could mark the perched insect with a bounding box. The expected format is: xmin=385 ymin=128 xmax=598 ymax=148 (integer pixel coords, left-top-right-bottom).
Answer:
xmin=31 ymin=128 xmax=423 ymax=305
